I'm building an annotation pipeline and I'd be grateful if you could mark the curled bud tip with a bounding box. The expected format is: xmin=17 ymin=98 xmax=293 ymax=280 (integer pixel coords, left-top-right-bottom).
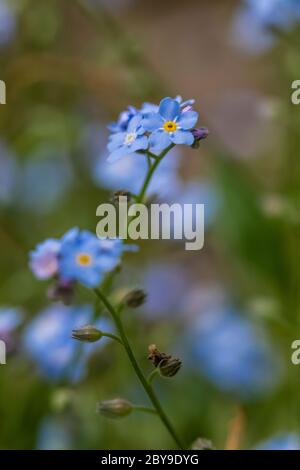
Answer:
xmin=191 ymin=127 xmax=209 ymax=148
xmin=97 ymin=398 xmax=132 ymax=419
xmin=71 ymin=325 xmax=102 ymax=343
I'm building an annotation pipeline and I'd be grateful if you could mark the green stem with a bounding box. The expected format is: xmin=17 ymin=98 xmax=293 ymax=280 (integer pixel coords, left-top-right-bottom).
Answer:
xmin=94 ymin=287 xmax=184 ymax=450
xmin=101 ymin=332 xmax=123 ymax=345
xmin=136 ymin=144 xmax=174 ymax=204
xmin=147 ymin=368 xmax=159 ymax=385
xmin=132 ymin=405 xmax=158 ymax=416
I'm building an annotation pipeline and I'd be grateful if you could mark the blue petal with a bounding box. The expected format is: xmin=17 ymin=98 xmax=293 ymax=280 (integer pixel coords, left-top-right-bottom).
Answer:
xmin=159 ymin=97 xmax=180 ymax=120
xmin=107 ymin=133 xmax=126 ymax=152
xmin=142 ymin=113 xmax=163 ymax=132
xmin=177 ymin=111 xmax=198 ymax=130
xmin=107 ymin=146 xmax=131 ymax=163
xmin=149 ymin=130 xmax=172 ymax=152
xmin=131 ymin=135 xmax=148 ymax=152
xmin=127 ymin=114 xmax=143 ymax=132
xmin=171 ymin=130 xmax=194 ymax=145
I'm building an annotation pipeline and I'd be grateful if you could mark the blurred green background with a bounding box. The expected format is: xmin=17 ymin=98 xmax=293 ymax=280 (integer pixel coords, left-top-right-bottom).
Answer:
xmin=1 ymin=0 xmax=300 ymax=450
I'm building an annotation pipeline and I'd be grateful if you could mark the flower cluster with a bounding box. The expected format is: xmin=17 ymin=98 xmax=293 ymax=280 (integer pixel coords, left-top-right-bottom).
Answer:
xmin=107 ymin=96 xmax=208 ymax=162
xmin=29 ymin=227 xmax=132 ymax=288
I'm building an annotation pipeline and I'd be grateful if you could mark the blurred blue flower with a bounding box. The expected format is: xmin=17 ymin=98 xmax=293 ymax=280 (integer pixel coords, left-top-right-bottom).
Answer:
xmin=59 ymin=228 xmax=129 ymax=288
xmin=29 ymin=239 xmax=61 ymax=280
xmin=232 ymin=0 xmax=300 ymax=53
xmin=142 ymin=97 xmax=198 ymax=152
xmin=0 ymin=306 xmax=22 ymax=352
xmin=107 ymin=114 xmax=148 ymax=163
xmin=36 ymin=417 xmax=73 ymax=450
xmin=142 ymin=263 xmax=190 ymax=319
xmin=186 ymin=307 xmax=281 ymax=400
xmin=168 ymin=180 xmax=219 ymax=235
xmin=23 ymin=303 xmax=113 ymax=382
xmin=255 ymin=433 xmax=300 ymax=450
xmin=95 ymin=144 xmax=181 ymax=197
xmin=0 ymin=307 xmax=22 ymax=332
xmin=0 ymin=141 xmax=18 ymax=205
xmin=18 ymin=152 xmax=73 ymax=213
xmin=0 ymin=0 xmax=16 ymax=47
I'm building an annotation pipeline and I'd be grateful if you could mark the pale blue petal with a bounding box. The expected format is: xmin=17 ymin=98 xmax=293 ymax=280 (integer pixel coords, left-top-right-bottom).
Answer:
xmin=159 ymin=97 xmax=180 ymax=120
xmin=149 ymin=130 xmax=172 ymax=152
xmin=107 ymin=133 xmax=126 ymax=152
xmin=177 ymin=111 xmax=198 ymax=130
xmin=127 ymin=114 xmax=143 ymax=132
xmin=142 ymin=113 xmax=163 ymax=132
xmin=107 ymin=146 xmax=131 ymax=163
xmin=131 ymin=135 xmax=148 ymax=152
xmin=171 ymin=130 xmax=194 ymax=145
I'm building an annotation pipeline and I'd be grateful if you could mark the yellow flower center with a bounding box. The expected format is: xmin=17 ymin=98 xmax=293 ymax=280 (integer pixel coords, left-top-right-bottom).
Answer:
xmin=163 ymin=121 xmax=177 ymax=133
xmin=76 ymin=253 xmax=92 ymax=266
xmin=124 ymin=132 xmax=136 ymax=145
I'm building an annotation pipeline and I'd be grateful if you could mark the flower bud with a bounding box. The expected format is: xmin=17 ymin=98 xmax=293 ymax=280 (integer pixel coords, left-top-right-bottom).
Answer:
xmin=158 ymin=356 xmax=182 ymax=377
xmin=97 ymin=398 xmax=132 ymax=419
xmin=124 ymin=289 xmax=147 ymax=308
xmin=72 ymin=325 xmax=102 ymax=343
xmin=148 ymin=344 xmax=182 ymax=378
xmin=191 ymin=127 xmax=209 ymax=148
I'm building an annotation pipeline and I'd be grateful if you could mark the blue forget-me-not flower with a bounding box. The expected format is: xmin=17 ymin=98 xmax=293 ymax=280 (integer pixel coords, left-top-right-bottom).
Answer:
xmin=23 ymin=303 xmax=113 ymax=382
xmin=142 ymin=97 xmax=199 ymax=152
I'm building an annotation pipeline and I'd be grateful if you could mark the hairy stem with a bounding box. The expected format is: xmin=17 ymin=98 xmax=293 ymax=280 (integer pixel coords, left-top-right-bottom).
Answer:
xmin=136 ymin=144 xmax=175 ymax=204
xmin=94 ymin=287 xmax=184 ymax=449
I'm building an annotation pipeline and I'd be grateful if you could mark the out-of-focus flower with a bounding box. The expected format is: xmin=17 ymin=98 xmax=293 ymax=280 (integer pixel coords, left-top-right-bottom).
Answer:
xmin=0 ymin=307 xmax=22 ymax=352
xmin=255 ymin=433 xmax=300 ymax=450
xmin=231 ymin=0 xmax=300 ymax=54
xmin=0 ymin=0 xmax=16 ymax=47
xmin=30 ymin=228 xmax=134 ymax=288
xmin=142 ymin=262 xmax=190 ymax=319
xmin=186 ymin=307 xmax=281 ymax=400
xmin=142 ymin=97 xmax=199 ymax=152
xmin=19 ymin=153 xmax=73 ymax=214
xmin=0 ymin=141 xmax=18 ymax=205
xmin=107 ymin=115 xmax=148 ymax=163
xmin=94 ymin=143 xmax=181 ymax=198
xmin=23 ymin=303 xmax=113 ymax=382
xmin=59 ymin=228 xmax=131 ymax=288
xmin=29 ymin=239 xmax=61 ymax=280
xmin=36 ymin=417 xmax=73 ymax=450
xmin=168 ymin=180 xmax=219 ymax=233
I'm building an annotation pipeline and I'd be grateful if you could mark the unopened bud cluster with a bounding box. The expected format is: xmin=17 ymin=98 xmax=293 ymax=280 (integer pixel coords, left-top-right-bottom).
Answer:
xmin=148 ymin=344 xmax=182 ymax=378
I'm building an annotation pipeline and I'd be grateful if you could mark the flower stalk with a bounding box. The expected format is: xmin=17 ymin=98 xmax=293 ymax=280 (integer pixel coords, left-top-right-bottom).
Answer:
xmin=94 ymin=287 xmax=185 ymax=450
